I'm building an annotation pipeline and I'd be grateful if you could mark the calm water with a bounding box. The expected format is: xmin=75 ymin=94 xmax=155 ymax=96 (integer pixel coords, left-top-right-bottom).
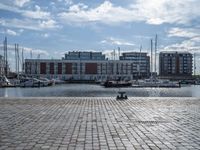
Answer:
xmin=0 ymin=84 xmax=200 ymax=97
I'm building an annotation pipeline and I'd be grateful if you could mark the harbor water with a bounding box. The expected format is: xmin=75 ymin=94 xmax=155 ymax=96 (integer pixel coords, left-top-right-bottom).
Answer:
xmin=0 ymin=84 xmax=200 ymax=97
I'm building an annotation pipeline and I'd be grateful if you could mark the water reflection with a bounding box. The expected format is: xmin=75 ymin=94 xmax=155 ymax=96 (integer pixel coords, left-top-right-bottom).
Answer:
xmin=0 ymin=84 xmax=199 ymax=97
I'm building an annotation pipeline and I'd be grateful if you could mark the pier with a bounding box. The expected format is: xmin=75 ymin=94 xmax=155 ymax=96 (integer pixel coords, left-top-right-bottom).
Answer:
xmin=0 ymin=97 xmax=200 ymax=149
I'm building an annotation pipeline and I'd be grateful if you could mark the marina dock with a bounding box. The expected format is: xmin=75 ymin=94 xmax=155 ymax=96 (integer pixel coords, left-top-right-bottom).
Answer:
xmin=0 ymin=97 xmax=200 ymax=149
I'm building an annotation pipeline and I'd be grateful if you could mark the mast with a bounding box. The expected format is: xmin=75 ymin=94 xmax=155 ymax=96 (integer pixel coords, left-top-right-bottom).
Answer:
xmin=118 ymin=47 xmax=120 ymax=59
xmin=139 ymin=45 xmax=142 ymax=77
xmin=30 ymin=50 xmax=33 ymax=59
xmin=22 ymin=48 xmax=24 ymax=73
xmin=194 ymin=53 xmax=196 ymax=76
xmin=4 ymin=37 xmax=8 ymax=77
xmin=17 ymin=44 xmax=19 ymax=80
xmin=15 ymin=44 xmax=17 ymax=73
xmin=151 ymin=39 xmax=153 ymax=76
xmin=15 ymin=44 xmax=20 ymax=79
xmin=155 ymin=34 xmax=157 ymax=74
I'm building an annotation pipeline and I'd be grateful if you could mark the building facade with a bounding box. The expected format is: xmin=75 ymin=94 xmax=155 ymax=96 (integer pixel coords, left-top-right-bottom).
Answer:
xmin=120 ymin=52 xmax=150 ymax=78
xmin=25 ymin=51 xmax=150 ymax=80
xmin=64 ymin=51 xmax=106 ymax=60
xmin=159 ymin=51 xmax=193 ymax=77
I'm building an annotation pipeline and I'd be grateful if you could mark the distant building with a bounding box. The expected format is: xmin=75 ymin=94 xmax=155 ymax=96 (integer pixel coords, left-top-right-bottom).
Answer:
xmin=25 ymin=51 xmax=150 ymax=81
xmin=159 ymin=51 xmax=193 ymax=77
xmin=64 ymin=51 xmax=106 ymax=60
xmin=120 ymin=52 xmax=150 ymax=78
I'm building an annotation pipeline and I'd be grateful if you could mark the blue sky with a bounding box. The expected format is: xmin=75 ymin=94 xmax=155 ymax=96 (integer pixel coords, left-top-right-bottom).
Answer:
xmin=0 ymin=0 xmax=200 ymax=73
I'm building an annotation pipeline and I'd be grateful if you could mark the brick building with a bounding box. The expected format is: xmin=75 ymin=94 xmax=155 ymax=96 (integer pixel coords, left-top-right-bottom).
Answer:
xmin=159 ymin=51 xmax=193 ymax=77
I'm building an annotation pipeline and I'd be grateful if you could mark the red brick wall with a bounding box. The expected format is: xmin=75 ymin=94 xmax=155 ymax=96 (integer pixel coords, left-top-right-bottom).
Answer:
xmin=40 ymin=62 xmax=46 ymax=74
xmin=58 ymin=63 xmax=62 ymax=74
xmin=50 ymin=63 xmax=54 ymax=74
xmin=65 ymin=63 xmax=72 ymax=74
xmin=85 ymin=63 xmax=97 ymax=74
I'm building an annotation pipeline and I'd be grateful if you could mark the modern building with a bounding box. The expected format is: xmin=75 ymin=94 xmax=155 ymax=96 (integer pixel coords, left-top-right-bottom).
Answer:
xmin=120 ymin=52 xmax=150 ymax=78
xmin=25 ymin=51 xmax=150 ymax=81
xmin=159 ymin=51 xmax=193 ymax=77
xmin=64 ymin=51 xmax=106 ymax=60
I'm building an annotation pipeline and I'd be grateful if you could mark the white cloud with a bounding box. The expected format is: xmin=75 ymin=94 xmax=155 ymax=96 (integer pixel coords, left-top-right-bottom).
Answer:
xmin=0 ymin=18 xmax=60 ymax=31
xmin=58 ymin=0 xmax=200 ymax=25
xmin=22 ymin=5 xmax=51 ymax=19
xmin=0 ymin=3 xmax=51 ymax=20
xmin=168 ymin=27 xmax=200 ymax=38
xmin=165 ymin=27 xmax=200 ymax=53
xmin=163 ymin=39 xmax=200 ymax=53
xmin=58 ymin=1 xmax=138 ymax=25
xmin=0 ymin=29 xmax=19 ymax=36
xmin=133 ymin=0 xmax=200 ymax=25
xmin=42 ymin=33 xmax=49 ymax=38
xmin=64 ymin=0 xmax=73 ymax=5
xmin=101 ymin=37 xmax=135 ymax=46
xmin=14 ymin=0 xmax=30 ymax=7
xmin=0 ymin=44 xmax=49 ymax=56
xmin=39 ymin=19 xmax=60 ymax=29
xmin=6 ymin=29 xmax=17 ymax=36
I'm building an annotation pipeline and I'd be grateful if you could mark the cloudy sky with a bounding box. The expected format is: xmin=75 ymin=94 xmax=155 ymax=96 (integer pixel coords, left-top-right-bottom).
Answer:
xmin=0 ymin=0 xmax=200 ymax=72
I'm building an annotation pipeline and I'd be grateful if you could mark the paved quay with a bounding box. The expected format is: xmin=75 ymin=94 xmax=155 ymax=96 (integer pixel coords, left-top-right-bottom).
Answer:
xmin=0 ymin=97 xmax=200 ymax=150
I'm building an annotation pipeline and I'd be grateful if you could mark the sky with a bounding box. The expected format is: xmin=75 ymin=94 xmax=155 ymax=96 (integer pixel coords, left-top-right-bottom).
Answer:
xmin=0 ymin=0 xmax=200 ymax=73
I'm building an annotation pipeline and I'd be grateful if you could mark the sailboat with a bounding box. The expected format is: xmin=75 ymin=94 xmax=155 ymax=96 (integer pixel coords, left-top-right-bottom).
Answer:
xmin=0 ymin=75 xmax=13 ymax=87
xmin=133 ymin=35 xmax=180 ymax=88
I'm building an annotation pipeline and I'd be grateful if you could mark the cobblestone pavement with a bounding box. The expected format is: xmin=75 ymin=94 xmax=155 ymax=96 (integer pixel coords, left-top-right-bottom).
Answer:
xmin=0 ymin=97 xmax=200 ymax=150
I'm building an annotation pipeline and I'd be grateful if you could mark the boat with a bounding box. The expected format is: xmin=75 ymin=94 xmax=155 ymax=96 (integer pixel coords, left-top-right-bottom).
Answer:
xmin=52 ymin=78 xmax=65 ymax=84
xmin=133 ymin=77 xmax=180 ymax=88
xmin=20 ymin=78 xmax=51 ymax=87
xmin=39 ymin=77 xmax=54 ymax=86
xmin=0 ymin=75 xmax=13 ymax=87
xmin=103 ymin=80 xmax=132 ymax=88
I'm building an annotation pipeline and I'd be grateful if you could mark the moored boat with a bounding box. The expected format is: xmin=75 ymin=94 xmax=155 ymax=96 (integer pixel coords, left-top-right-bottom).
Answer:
xmin=103 ymin=80 xmax=132 ymax=88
xmin=133 ymin=77 xmax=180 ymax=88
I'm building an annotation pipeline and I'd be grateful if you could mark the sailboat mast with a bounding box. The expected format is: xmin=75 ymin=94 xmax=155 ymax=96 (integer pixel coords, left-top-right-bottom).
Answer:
xmin=4 ymin=37 xmax=8 ymax=77
xmin=151 ymin=39 xmax=153 ymax=75
xmin=194 ymin=53 xmax=196 ymax=76
xmin=155 ymin=34 xmax=157 ymax=74
xmin=15 ymin=44 xmax=20 ymax=79
xmin=139 ymin=45 xmax=142 ymax=77
xmin=22 ymin=48 xmax=24 ymax=73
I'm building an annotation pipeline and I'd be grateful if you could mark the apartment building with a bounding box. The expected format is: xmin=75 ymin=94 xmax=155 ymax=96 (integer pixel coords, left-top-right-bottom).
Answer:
xmin=159 ymin=51 xmax=193 ymax=77
xmin=25 ymin=51 xmax=150 ymax=81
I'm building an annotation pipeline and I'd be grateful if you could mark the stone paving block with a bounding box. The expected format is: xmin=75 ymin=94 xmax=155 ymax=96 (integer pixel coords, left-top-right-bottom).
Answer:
xmin=0 ymin=97 xmax=200 ymax=149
